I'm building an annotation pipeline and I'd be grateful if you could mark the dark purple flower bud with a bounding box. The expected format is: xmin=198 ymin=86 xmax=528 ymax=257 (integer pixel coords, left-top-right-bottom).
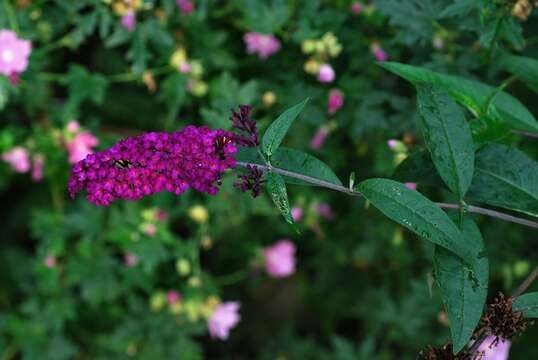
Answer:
xmin=230 ymin=105 xmax=259 ymax=147
xmin=68 ymin=126 xmax=237 ymax=206
xmin=234 ymin=165 xmax=265 ymax=198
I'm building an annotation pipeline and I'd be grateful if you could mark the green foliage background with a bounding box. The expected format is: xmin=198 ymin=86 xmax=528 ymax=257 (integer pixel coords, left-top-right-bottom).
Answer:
xmin=0 ymin=0 xmax=537 ymax=359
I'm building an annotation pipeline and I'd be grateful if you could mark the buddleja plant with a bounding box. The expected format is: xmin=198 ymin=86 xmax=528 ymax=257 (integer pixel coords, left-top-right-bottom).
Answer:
xmin=69 ymin=61 xmax=538 ymax=358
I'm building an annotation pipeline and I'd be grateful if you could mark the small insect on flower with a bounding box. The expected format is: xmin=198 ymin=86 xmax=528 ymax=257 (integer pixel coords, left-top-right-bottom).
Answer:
xmin=214 ymin=135 xmax=233 ymax=160
xmin=113 ymin=159 xmax=134 ymax=169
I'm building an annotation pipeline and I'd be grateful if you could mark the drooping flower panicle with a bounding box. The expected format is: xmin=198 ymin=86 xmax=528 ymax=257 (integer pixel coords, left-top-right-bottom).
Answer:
xmin=234 ymin=165 xmax=265 ymax=198
xmin=230 ymin=105 xmax=259 ymax=147
xmin=68 ymin=126 xmax=237 ymax=206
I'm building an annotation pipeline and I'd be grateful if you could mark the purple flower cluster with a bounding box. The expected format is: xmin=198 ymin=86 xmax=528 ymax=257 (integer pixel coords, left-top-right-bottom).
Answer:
xmin=68 ymin=126 xmax=237 ymax=206
xmin=230 ymin=105 xmax=259 ymax=147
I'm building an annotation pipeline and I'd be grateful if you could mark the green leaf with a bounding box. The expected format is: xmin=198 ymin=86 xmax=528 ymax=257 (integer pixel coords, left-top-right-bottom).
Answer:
xmin=467 ymin=144 xmax=538 ymax=217
xmin=262 ymin=99 xmax=309 ymax=157
xmin=392 ymin=150 xmax=444 ymax=187
xmin=271 ymin=148 xmax=342 ymax=186
xmin=440 ymin=0 xmax=480 ymax=18
xmin=416 ymin=84 xmax=475 ymax=198
xmin=434 ymin=216 xmax=488 ymax=353
xmin=499 ymin=52 xmax=538 ymax=93
xmin=469 ymin=112 xmax=512 ymax=149
xmin=358 ymin=179 xmax=478 ymax=265
xmin=380 ymin=62 xmax=538 ymax=132
xmin=236 ymin=147 xmax=342 ymax=186
xmin=64 ymin=64 xmax=108 ymax=119
xmin=513 ymin=292 xmax=538 ymax=318
xmin=266 ymin=172 xmax=294 ymax=225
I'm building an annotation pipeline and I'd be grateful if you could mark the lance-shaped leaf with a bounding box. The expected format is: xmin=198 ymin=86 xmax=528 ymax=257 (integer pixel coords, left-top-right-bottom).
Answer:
xmin=467 ymin=144 xmax=538 ymax=218
xmin=236 ymin=147 xmax=342 ymax=186
xmin=266 ymin=172 xmax=294 ymax=225
xmin=380 ymin=62 xmax=538 ymax=133
xmin=513 ymin=292 xmax=538 ymax=318
xmin=358 ymin=178 xmax=479 ymax=265
xmin=416 ymin=84 xmax=475 ymax=198
xmin=499 ymin=52 xmax=538 ymax=93
xmin=434 ymin=216 xmax=489 ymax=353
xmin=262 ymin=99 xmax=308 ymax=157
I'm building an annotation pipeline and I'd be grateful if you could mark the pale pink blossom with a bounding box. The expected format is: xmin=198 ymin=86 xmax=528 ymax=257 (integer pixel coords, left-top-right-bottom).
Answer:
xmin=142 ymin=223 xmax=157 ymax=237
xmin=243 ymin=32 xmax=281 ymax=60
xmin=177 ymin=0 xmax=194 ymax=15
xmin=350 ymin=2 xmax=363 ymax=14
xmin=44 ymin=255 xmax=56 ymax=268
xmin=31 ymin=154 xmax=44 ymax=181
xmin=371 ymin=43 xmax=388 ymax=62
xmin=121 ymin=10 xmax=136 ymax=32
xmin=317 ymin=64 xmax=335 ymax=83
xmin=66 ymin=131 xmax=99 ymax=164
xmin=166 ymin=290 xmax=182 ymax=305
xmin=477 ymin=337 xmax=511 ymax=360
xmin=404 ymin=182 xmax=417 ymax=190
xmin=179 ymin=62 xmax=191 ymax=73
xmin=208 ymin=302 xmax=241 ymax=340
xmin=291 ymin=207 xmax=303 ymax=222
xmin=66 ymin=120 xmax=81 ymax=133
xmin=263 ymin=240 xmax=296 ymax=278
xmin=316 ymin=202 xmax=335 ymax=220
xmin=2 ymin=146 xmax=31 ymax=173
xmin=387 ymin=139 xmax=398 ymax=150
xmin=328 ymin=89 xmax=344 ymax=115
xmin=310 ymin=126 xmax=329 ymax=150
xmin=0 ymin=30 xmax=31 ymax=77
xmin=124 ymin=252 xmax=138 ymax=267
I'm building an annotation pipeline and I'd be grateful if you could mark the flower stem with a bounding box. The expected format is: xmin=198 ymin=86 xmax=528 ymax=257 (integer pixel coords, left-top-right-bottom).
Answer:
xmin=236 ymin=162 xmax=538 ymax=229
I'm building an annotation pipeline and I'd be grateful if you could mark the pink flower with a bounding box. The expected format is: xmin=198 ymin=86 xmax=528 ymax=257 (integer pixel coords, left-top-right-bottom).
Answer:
xmin=44 ymin=255 xmax=56 ymax=268
xmin=179 ymin=62 xmax=191 ymax=73
xmin=66 ymin=120 xmax=81 ymax=133
xmin=142 ymin=223 xmax=157 ymax=237
xmin=0 ymin=30 xmax=31 ymax=77
xmin=177 ymin=0 xmax=194 ymax=15
xmin=263 ymin=240 xmax=296 ymax=278
xmin=328 ymin=89 xmax=344 ymax=115
xmin=350 ymin=2 xmax=363 ymax=14
xmin=316 ymin=202 xmax=335 ymax=220
xmin=166 ymin=290 xmax=182 ymax=305
xmin=477 ymin=337 xmax=511 ymax=360
xmin=121 ymin=10 xmax=136 ymax=32
xmin=317 ymin=64 xmax=335 ymax=83
xmin=208 ymin=302 xmax=241 ymax=340
xmin=31 ymin=154 xmax=44 ymax=181
xmin=309 ymin=126 xmax=329 ymax=150
xmin=243 ymin=32 xmax=281 ymax=60
xmin=124 ymin=252 xmax=138 ymax=267
xmin=291 ymin=207 xmax=303 ymax=222
xmin=387 ymin=139 xmax=398 ymax=150
xmin=404 ymin=182 xmax=417 ymax=190
xmin=2 ymin=146 xmax=31 ymax=173
xmin=66 ymin=131 xmax=99 ymax=164
xmin=371 ymin=43 xmax=388 ymax=62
